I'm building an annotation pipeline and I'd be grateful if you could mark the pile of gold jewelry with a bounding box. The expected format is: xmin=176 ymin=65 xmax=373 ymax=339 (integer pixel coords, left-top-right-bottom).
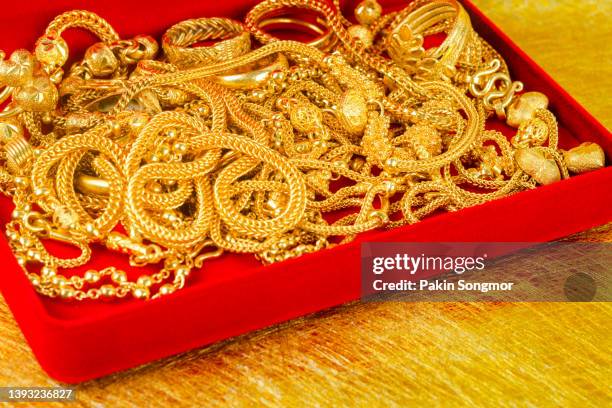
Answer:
xmin=0 ymin=0 xmax=605 ymax=300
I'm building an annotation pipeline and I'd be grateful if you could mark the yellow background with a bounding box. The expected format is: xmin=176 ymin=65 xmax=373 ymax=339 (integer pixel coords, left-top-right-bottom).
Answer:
xmin=0 ymin=1 xmax=610 ymax=406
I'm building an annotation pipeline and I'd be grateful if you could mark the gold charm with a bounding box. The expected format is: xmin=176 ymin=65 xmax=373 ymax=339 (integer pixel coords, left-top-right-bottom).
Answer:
xmin=563 ymin=142 xmax=606 ymax=174
xmin=515 ymin=148 xmax=560 ymax=185
xmin=402 ymin=124 xmax=442 ymax=160
xmin=512 ymin=117 xmax=549 ymax=148
xmin=13 ymin=75 xmax=59 ymax=112
xmin=0 ymin=50 xmax=35 ymax=86
xmin=506 ymin=91 xmax=549 ymax=128
xmin=337 ymin=88 xmax=368 ymax=135
xmin=289 ymin=100 xmax=323 ymax=134
xmin=362 ymin=111 xmax=393 ymax=169
xmin=0 ymin=119 xmax=23 ymax=143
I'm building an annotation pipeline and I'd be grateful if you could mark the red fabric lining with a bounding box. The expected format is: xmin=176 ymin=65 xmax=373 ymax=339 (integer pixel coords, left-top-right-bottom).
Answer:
xmin=0 ymin=0 xmax=610 ymax=383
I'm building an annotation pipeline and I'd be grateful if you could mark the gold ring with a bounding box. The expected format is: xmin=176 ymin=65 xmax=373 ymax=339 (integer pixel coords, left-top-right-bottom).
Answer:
xmin=257 ymin=17 xmax=336 ymax=50
xmin=386 ymin=0 xmax=472 ymax=78
xmin=162 ymin=17 xmax=251 ymax=68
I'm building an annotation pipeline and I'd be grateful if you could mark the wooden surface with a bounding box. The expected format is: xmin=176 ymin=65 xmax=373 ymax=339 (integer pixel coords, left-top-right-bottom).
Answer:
xmin=1 ymin=1 xmax=611 ymax=406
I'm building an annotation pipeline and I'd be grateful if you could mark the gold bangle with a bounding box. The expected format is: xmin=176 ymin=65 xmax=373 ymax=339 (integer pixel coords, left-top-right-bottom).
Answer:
xmin=245 ymin=3 xmax=338 ymax=51
xmin=162 ymin=17 xmax=251 ymax=68
xmin=257 ymin=17 xmax=337 ymax=51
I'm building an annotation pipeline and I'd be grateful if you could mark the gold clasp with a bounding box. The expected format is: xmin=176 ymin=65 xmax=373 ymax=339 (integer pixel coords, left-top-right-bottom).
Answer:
xmin=192 ymin=239 xmax=223 ymax=268
xmin=469 ymin=59 xmax=524 ymax=119
xmin=22 ymin=212 xmax=80 ymax=243
xmin=105 ymin=231 xmax=165 ymax=266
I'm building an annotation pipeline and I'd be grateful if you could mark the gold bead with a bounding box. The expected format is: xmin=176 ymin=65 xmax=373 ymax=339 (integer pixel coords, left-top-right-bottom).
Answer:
xmin=35 ymin=35 xmax=69 ymax=68
xmin=355 ymin=0 xmax=382 ymax=25
xmin=506 ymin=92 xmax=549 ymax=128
xmin=350 ymin=157 xmax=366 ymax=172
xmin=5 ymin=136 xmax=34 ymax=175
xmin=148 ymin=153 xmax=161 ymax=163
xmin=347 ymin=25 xmax=374 ymax=48
xmin=563 ymin=142 xmax=606 ymax=174
xmin=28 ymin=274 xmax=41 ymax=287
xmin=84 ymin=43 xmax=119 ymax=77
xmin=84 ymin=223 xmax=101 ymax=239
xmin=84 ymin=270 xmax=101 ymax=283
xmin=33 ymin=187 xmax=49 ymax=196
xmin=515 ymin=148 xmax=561 ymax=185
xmin=146 ymin=181 xmax=163 ymax=193
xmin=13 ymin=177 xmax=30 ymax=188
xmin=158 ymin=143 xmax=172 ymax=160
xmin=289 ymin=101 xmax=323 ymax=133
xmin=111 ymin=270 xmax=127 ymax=283
xmin=159 ymin=284 xmax=175 ymax=296
xmin=51 ymin=275 xmax=68 ymax=286
xmin=382 ymin=180 xmax=397 ymax=195
xmin=270 ymin=69 xmax=286 ymax=82
xmin=18 ymin=235 xmax=33 ymax=247
xmin=172 ymin=142 xmax=188 ymax=155
xmin=53 ymin=205 xmax=79 ymax=229
xmin=128 ymin=112 xmax=150 ymax=134
xmin=15 ymin=255 xmax=27 ymax=266
xmin=132 ymin=286 xmax=150 ymax=299
xmin=40 ymin=266 xmax=57 ymax=279
xmin=99 ymin=284 xmax=116 ymax=297
xmin=385 ymin=157 xmax=399 ymax=169
xmin=137 ymin=275 xmax=153 ymax=288
xmin=59 ymin=287 xmax=76 ymax=299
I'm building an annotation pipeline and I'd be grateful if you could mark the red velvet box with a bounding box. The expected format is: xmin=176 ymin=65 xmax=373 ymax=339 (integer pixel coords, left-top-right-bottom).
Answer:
xmin=0 ymin=0 xmax=610 ymax=383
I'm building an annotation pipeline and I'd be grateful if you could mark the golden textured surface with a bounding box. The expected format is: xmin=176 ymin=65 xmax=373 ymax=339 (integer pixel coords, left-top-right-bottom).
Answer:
xmin=0 ymin=1 xmax=611 ymax=406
